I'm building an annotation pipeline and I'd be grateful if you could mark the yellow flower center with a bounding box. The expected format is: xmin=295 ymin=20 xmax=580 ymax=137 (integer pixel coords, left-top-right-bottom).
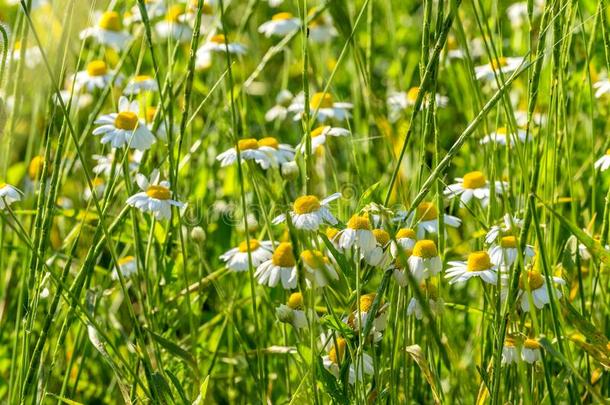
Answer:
xmin=293 ymin=195 xmax=321 ymax=214
xmin=272 ymin=242 xmax=296 ymax=267
xmin=237 ymin=138 xmax=259 ymax=151
xmin=311 ymin=126 xmax=328 ymax=138
xmin=519 ymin=270 xmax=544 ymax=290
xmin=146 ymin=107 xmax=157 ymax=123
xmin=135 ymin=75 xmax=152 ymax=82
xmin=396 ymin=228 xmax=416 ymax=239
xmin=310 ymin=92 xmax=333 ymax=109
xmin=272 ymin=12 xmax=293 ymax=21
xmin=462 ymin=171 xmax=486 ymax=189
xmin=467 ymin=251 xmax=492 ymax=272
xmin=99 ymin=11 xmax=122 ymax=31
xmin=416 ymin=202 xmax=438 ymax=221
xmin=118 ymin=256 xmax=135 ymax=266
xmin=394 ymin=249 xmax=412 ymax=268
xmin=606 ymin=149 xmax=610 ymax=155
xmin=238 ymin=239 xmax=260 ymax=252
xmin=287 ymin=292 xmax=303 ymax=309
xmin=86 ymin=60 xmax=108 ymax=77
xmin=523 ymin=338 xmax=541 ymax=350
xmin=300 ymin=249 xmax=328 ymax=269
xmin=359 ymin=293 xmax=376 ymax=312
xmin=146 ymin=185 xmax=171 ymax=200
xmin=326 ymin=227 xmax=339 ymax=240
xmin=28 ymin=156 xmax=46 ymax=180
xmin=210 ymin=34 xmax=227 ymax=44
xmin=328 ymin=338 xmax=347 ymax=364
xmin=189 ymin=2 xmax=214 ymax=15
xmin=347 ymin=215 xmax=371 ymax=230
xmin=166 ymin=4 xmax=186 ymax=22
xmin=412 ymin=240 xmax=438 ymax=258
xmin=420 ymin=282 xmax=439 ymax=299
xmin=504 ymin=336 xmax=516 ymax=347
xmin=258 ymin=136 xmax=279 ymax=149
xmin=500 ymin=236 xmax=517 ymax=248
xmin=114 ymin=111 xmax=139 ymax=131
xmin=490 ymin=57 xmax=507 ymax=70
xmin=496 ymin=127 xmax=508 ymax=134
xmin=407 ymin=86 xmax=419 ymax=103
xmin=372 ymin=229 xmax=390 ymax=246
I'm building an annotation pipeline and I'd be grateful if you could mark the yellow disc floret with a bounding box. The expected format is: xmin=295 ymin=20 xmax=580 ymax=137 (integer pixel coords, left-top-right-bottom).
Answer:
xmin=326 ymin=227 xmax=339 ymax=240
xmin=500 ymin=236 xmax=518 ymax=248
xmin=467 ymin=251 xmax=492 ymax=272
xmin=412 ymin=240 xmax=438 ymax=258
xmin=87 ymin=60 xmax=108 ymax=77
xmin=519 ymin=269 xmax=544 ymax=290
xmin=28 ymin=156 xmax=46 ymax=180
xmin=118 ymin=256 xmax=135 ymax=266
xmin=293 ymin=195 xmax=321 ymax=214
xmin=407 ymin=86 xmax=420 ymax=103
xmin=416 ymin=202 xmax=438 ymax=221
xmin=239 ymin=239 xmax=260 ymax=252
xmin=396 ymin=228 xmax=416 ymax=239
xmin=372 ymin=229 xmax=390 ymax=246
xmin=114 ymin=111 xmax=139 ymax=131
xmin=272 ymin=12 xmax=293 ymax=20
xmin=523 ymin=338 xmax=541 ymax=350
xmin=166 ymin=4 xmax=186 ymax=22
xmin=272 ymin=242 xmax=296 ymax=267
xmin=258 ymin=136 xmax=279 ymax=149
xmin=328 ymin=338 xmax=347 ymax=364
xmin=462 ymin=171 xmax=487 ymax=189
xmin=300 ymin=249 xmax=327 ymax=269
xmin=237 ymin=138 xmax=259 ymax=151
xmin=490 ymin=57 xmax=507 ymax=70
xmin=311 ymin=126 xmax=328 ymax=138
xmin=146 ymin=185 xmax=171 ymax=200
xmin=99 ymin=11 xmax=122 ymax=31
xmin=310 ymin=92 xmax=333 ymax=109
xmin=210 ymin=34 xmax=227 ymax=44
xmin=347 ymin=215 xmax=371 ymax=230
xmin=287 ymin=292 xmax=303 ymax=309
xmin=359 ymin=293 xmax=376 ymax=312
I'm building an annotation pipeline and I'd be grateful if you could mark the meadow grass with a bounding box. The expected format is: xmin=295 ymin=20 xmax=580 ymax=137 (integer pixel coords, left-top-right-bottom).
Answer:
xmin=0 ymin=0 xmax=609 ymax=403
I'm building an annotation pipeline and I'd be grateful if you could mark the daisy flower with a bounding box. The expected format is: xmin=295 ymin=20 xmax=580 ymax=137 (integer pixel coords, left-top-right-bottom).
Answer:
xmin=10 ymin=40 xmax=43 ymax=69
xmin=80 ymin=11 xmax=132 ymax=50
xmin=155 ymin=5 xmax=193 ymax=43
xmin=362 ymin=229 xmax=391 ymax=267
xmin=474 ymin=56 xmax=525 ymax=81
xmin=258 ymin=12 xmax=300 ymax=37
xmin=445 ymin=251 xmax=498 ymax=285
xmin=407 ymin=240 xmax=442 ymax=283
xmin=347 ymin=293 xmax=388 ymax=341
xmin=521 ymin=338 xmax=542 ymax=364
xmin=502 ymin=336 xmax=519 ymax=364
xmin=480 ymin=127 xmax=530 ymax=146
xmin=273 ymin=193 xmax=340 ymax=231
xmin=390 ymin=228 xmax=417 ymax=257
xmin=325 ymin=227 xmax=341 ymax=249
xmin=257 ymin=136 xmax=295 ymax=167
xmin=216 ymin=139 xmax=272 ymax=168
xmin=516 ymin=269 xmax=565 ymax=312
xmin=112 ymin=256 xmax=138 ymax=280
xmin=594 ymin=149 xmax=610 ymax=172
xmin=276 ymin=292 xmax=309 ymax=329
xmin=444 ymin=170 xmax=507 ymax=207
xmin=406 ymin=282 xmax=444 ymax=320
xmin=0 ymin=183 xmax=22 ymax=209
xmin=299 ymin=125 xmax=350 ymax=151
xmin=485 ymin=214 xmax=523 ymax=244
xmin=593 ymin=79 xmax=610 ymax=98
xmin=126 ymin=170 xmax=184 ymax=220
xmin=288 ymin=92 xmax=353 ymax=122
xmin=93 ymin=96 xmax=156 ymax=150
xmin=181 ymin=2 xmax=216 ymax=32
xmin=397 ymin=201 xmax=461 ymax=239
xmin=92 ymin=150 xmax=143 ymax=177
xmin=198 ymin=34 xmax=247 ymax=55
xmin=336 ymin=214 xmax=376 ymax=253
xmin=265 ymin=89 xmax=294 ymax=122
xmin=127 ymin=0 xmax=167 ymax=24
xmin=308 ymin=13 xmax=337 ymax=43
xmin=123 ymin=75 xmax=159 ymax=95
xmin=73 ymin=60 xmax=120 ymax=93
xmin=488 ymin=235 xmax=535 ymax=267
xmin=387 ymin=87 xmax=448 ymax=122
xmin=254 ymin=242 xmax=298 ymax=289
xmin=219 ymin=239 xmax=273 ymax=272
xmin=300 ymin=249 xmax=338 ymax=287
xmin=321 ymin=336 xmax=374 ymax=384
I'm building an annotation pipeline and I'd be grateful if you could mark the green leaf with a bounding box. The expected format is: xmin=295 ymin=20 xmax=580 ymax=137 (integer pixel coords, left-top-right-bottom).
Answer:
xmin=406 ymin=344 xmax=442 ymax=404
xmin=146 ymin=328 xmax=199 ymax=378
xmin=192 ymin=375 xmax=210 ymax=405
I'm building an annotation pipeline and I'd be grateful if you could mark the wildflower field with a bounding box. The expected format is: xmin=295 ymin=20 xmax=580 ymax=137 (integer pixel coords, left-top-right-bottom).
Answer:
xmin=1 ymin=0 xmax=610 ymax=403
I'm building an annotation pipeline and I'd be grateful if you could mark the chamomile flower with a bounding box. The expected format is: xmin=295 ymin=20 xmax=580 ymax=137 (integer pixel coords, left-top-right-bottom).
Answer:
xmin=92 ymin=150 xmax=143 ymax=176
xmin=73 ymin=60 xmax=120 ymax=93
xmin=593 ymin=79 xmax=610 ymax=98
xmin=299 ymin=125 xmax=350 ymax=151
xmin=257 ymin=137 xmax=295 ymax=167
xmin=84 ymin=177 xmax=106 ymax=201
xmin=273 ymin=193 xmax=340 ymax=231
xmin=308 ymin=13 xmax=337 ymax=43
xmin=80 ymin=11 xmax=132 ymax=50
xmin=93 ymin=97 xmax=156 ymax=150
xmin=181 ymin=2 xmax=216 ymax=31
xmin=516 ymin=269 xmax=565 ymax=312
xmin=265 ymin=90 xmax=294 ymax=122
xmin=502 ymin=336 xmax=519 ymax=364
xmin=255 ymin=242 xmax=298 ymax=289
xmin=7 ymin=0 xmax=48 ymax=9
xmin=276 ymin=292 xmax=309 ymax=329
xmin=387 ymin=87 xmax=448 ymax=122
xmin=406 ymin=282 xmax=444 ymax=320
xmin=445 ymin=251 xmax=499 ymax=285
xmin=0 ymin=183 xmax=22 ymax=209
xmin=127 ymin=0 xmax=166 ymax=24
xmin=474 ymin=56 xmax=525 ymax=81
xmin=321 ymin=335 xmax=374 ymax=384
xmin=337 ymin=214 xmax=376 ymax=253
xmin=126 ymin=170 xmax=184 ymax=220
xmin=594 ymin=150 xmax=610 ymax=172
xmin=123 ymin=75 xmax=159 ymax=95
xmin=216 ymin=138 xmax=272 ymax=169
xmin=10 ymin=41 xmax=43 ymax=69
xmin=362 ymin=229 xmax=391 ymax=267
xmin=444 ymin=171 xmax=507 ymax=207
xmin=258 ymin=12 xmax=300 ymax=37
xmin=488 ymin=235 xmax=535 ymax=267
xmin=485 ymin=214 xmax=523 ymax=244
xmin=155 ymin=5 xmax=193 ymax=43
xmin=407 ymin=240 xmax=442 ymax=282
xmin=288 ymin=92 xmax=353 ymax=122
xmin=198 ymin=34 xmax=247 ymax=55
xmin=325 ymin=227 xmax=341 ymax=250
xmin=220 ymin=239 xmax=274 ymax=272
xmin=521 ymin=339 xmax=542 ymax=363
xmin=390 ymin=228 xmax=417 ymax=257
xmin=347 ymin=293 xmax=388 ymax=341
xmin=112 ymin=256 xmax=137 ymax=280
xmin=480 ymin=127 xmax=530 ymax=146
xmin=397 ymin=202 xmax=461 ymax=239
xmin=300 ymin=249 xmax=338 ymax=287
xmin=55 ymin=89 xmax=93 ymax=110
